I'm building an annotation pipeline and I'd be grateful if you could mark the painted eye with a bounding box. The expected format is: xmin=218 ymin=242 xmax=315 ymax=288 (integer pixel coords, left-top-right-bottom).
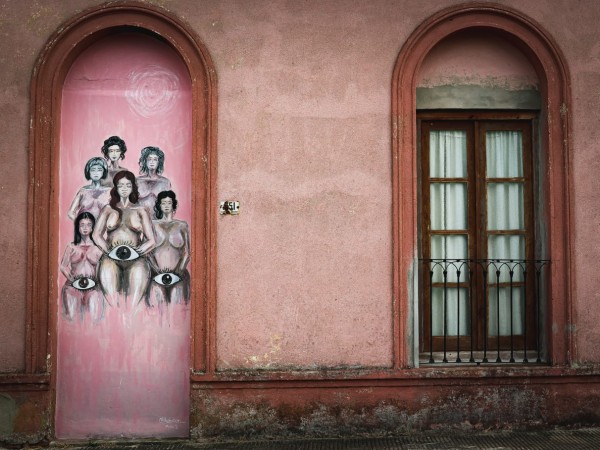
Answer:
xmin=72 ymin=277 xmax=96 ymax=291
xmin=108 ymin=244 xmax=140 ymax=261
xmin=153 ymin=272 xmax=181 ymax=286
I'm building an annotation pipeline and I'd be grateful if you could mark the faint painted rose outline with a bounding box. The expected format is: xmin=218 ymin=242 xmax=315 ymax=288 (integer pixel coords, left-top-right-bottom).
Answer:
xmin=126 ymin=65 xmax=180 ymax=118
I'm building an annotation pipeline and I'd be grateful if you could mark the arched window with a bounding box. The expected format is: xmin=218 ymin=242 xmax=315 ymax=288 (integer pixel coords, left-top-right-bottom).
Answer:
xmin=392 ymin=4 xmax=572 ymax=368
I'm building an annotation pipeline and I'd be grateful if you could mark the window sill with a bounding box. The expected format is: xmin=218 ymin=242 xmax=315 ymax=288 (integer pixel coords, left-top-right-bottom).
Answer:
xmin=189 ymin=364 xmax=600 ymax=386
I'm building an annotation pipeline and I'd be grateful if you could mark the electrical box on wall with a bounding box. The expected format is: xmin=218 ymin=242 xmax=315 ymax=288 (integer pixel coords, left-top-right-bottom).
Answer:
xmin=220 ymin=201 xmax=240 ymax=215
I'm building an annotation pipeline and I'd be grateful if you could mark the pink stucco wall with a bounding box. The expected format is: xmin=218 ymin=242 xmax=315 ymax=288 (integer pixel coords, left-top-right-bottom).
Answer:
xmin=212 ymin=1 xmax=397 ymax=369
xmin=417 ymin=30 xmax=539 ymax=88
xmin=1 ymin=0 xmax=600 ymax=375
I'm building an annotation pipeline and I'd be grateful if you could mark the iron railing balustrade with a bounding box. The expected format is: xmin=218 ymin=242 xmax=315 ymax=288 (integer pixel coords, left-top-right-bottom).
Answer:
xmin=420 ymin=259 xmax=550 ymax=365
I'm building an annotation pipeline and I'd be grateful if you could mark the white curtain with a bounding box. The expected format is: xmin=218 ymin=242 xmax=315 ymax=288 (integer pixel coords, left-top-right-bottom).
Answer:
xmin=429 ymin=131 xmax=469 ymax=336
xmin=486 ymin=130 xmax=525 ymax=336
xmin=429 ymin=130 xmax=525 ymax=337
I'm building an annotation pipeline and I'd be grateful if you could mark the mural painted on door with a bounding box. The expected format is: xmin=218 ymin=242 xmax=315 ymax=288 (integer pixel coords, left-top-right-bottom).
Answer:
xmin=56 ymin=32 xmax=192 ymax=438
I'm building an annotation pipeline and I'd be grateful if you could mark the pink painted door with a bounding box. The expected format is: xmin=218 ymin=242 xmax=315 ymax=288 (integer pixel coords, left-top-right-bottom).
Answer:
xmin=55 ymin=32 xmax=192 ymax=438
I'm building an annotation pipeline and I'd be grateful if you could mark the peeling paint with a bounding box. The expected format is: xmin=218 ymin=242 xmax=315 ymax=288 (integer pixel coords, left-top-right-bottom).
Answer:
xmin=560 ymin=103 xmax=568 ymax=116
xmin=245 ymin=334 xmax=284 ymax=368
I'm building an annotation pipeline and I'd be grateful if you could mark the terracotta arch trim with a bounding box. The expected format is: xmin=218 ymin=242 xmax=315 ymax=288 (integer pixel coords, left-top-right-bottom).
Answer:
xmin=392 ymin=3 xmax=573 ymax=368
xmin=26 ymin=1 xmax=218 ymax=375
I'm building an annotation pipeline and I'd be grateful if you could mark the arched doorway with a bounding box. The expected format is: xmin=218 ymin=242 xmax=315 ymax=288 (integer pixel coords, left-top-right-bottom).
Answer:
xmin=26 ymin=2 xmax=216 ymax=438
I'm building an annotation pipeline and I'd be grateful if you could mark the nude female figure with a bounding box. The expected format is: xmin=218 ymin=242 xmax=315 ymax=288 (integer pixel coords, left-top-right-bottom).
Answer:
xmin=149 ymin=191 xmax=190 ymax=305
xmin=60 ymin=212 xmax=105 ymax=322
xmin=136 ymin=146 xmax=171 ymax=217
xmin=92 ymin=171 xmax=156 ymax=309
xmin=67 ymin=157 xmax=111 ymax=220
xmin=101 ymin=135 xmax=129 ymax=187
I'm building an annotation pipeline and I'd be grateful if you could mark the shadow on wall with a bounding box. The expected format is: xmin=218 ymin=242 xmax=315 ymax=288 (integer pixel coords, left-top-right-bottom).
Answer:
xmin=0 ymin=394 xmax=16 ymax=435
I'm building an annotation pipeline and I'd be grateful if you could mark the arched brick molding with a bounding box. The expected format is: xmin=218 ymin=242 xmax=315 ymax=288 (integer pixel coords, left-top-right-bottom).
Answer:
xmin=392 ymin=3 xmax=573 ymax=368
xmin=26 ymin=1 xmax=217 ymax=378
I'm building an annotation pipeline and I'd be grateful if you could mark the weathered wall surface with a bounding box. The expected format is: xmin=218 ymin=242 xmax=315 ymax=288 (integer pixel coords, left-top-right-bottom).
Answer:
xmin=1 ymin=0 xmax=600 ymax=373
xmin=190 ymin=375 xmax=600 ymax=438
xmin=416 ymin=31 xmax=541 ymax=109
xmin=0 ymin=390 xmax=50 ymax=444
xmin=418 ymin=30 xmax=539 ymax=88
xmin=2 ymin=0 xmax=600 ymax=443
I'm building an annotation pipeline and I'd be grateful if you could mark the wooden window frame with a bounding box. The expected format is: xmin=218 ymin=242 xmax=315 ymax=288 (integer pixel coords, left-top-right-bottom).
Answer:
xmin=392 ymin=4 xmax=573 ymax=368
xmin=418 ymin=112 xmax=537 ymax=354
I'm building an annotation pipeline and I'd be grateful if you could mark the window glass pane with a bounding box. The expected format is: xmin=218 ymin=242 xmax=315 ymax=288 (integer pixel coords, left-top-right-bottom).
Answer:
xmin=430 ymin=235 xmax=468 ymax=283
xmin=430 ymin=235 xmax=468 ymax=260
xmin=488 ymin=235 xmax=524 ymax=260
xmin=430 ymin=130 xmax=467 ymax=178
xmin=431 ymin=287 xmax=470 ymax=336
xmin=486 ymin=130 xmax=523 ymax=178
xmin=488 ymin=235 xmax=525 ymax=282
xmin=430 ymin=183 xmax=467 ymax=230
xmin=487 ymin=182 xmax=524 ymax=230
xmin=488 ymin=287 xmax=524 ymax=336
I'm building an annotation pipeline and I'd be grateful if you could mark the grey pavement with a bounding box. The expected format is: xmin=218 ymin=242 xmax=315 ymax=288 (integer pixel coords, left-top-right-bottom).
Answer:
xmin=35 ymin=427 xmax=600 ymax=450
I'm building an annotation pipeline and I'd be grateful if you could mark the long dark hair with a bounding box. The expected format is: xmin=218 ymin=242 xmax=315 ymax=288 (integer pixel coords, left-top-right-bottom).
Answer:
xmin=110 ymin=171 xmax=139 ymax=219
xmin=74 ymin=212 xmax=96 ymax=245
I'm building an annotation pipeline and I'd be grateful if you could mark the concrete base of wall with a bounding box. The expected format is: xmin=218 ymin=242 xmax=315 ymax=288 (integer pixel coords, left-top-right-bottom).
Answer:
xmin=2 ymin=369 xmax=600 ymax=443
xmin=0 ymin=380 xmax=51 ymax=445
xmin=189 ymin=370 xmax=600 ymax=439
